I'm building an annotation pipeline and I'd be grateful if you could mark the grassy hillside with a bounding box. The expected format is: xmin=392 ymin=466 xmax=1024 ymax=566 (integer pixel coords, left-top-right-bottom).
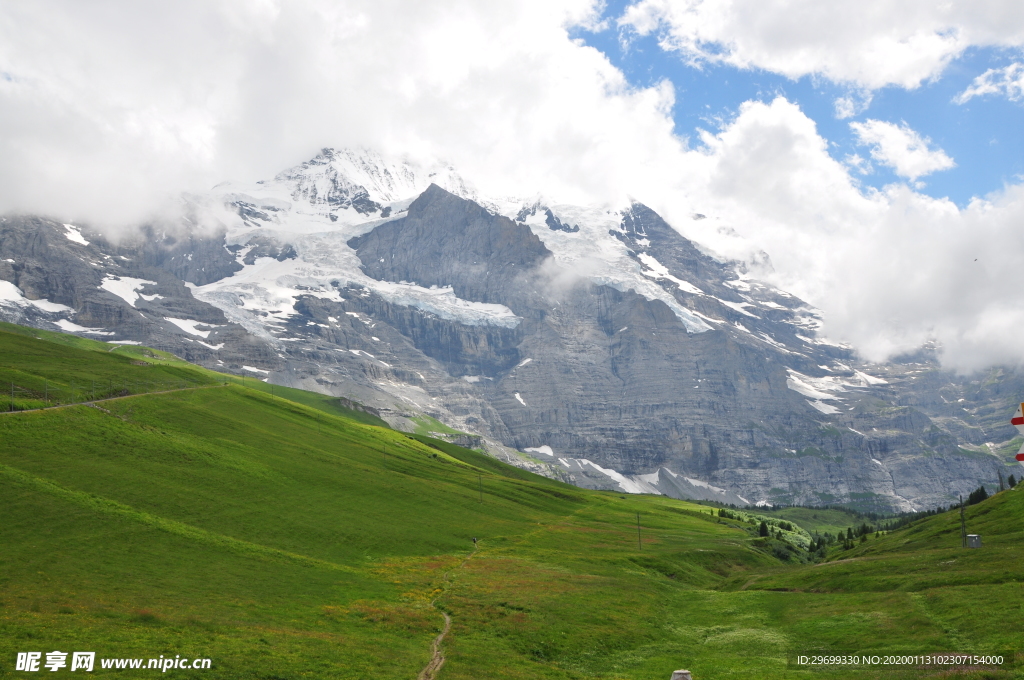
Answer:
xmin=1 ymin=324 xmax=1022 ymax=678
xmin=0 ymin=320 xmax=386 ymax=426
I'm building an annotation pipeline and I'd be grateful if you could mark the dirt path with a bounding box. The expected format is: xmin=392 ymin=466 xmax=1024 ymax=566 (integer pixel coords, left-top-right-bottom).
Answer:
xmin=0 ymin=384 xmax=222 ymax=416
xmin=417 ymin=547 xmax=477 ymax=680
xmin=417 ymin=612 xmax=452 ymax=680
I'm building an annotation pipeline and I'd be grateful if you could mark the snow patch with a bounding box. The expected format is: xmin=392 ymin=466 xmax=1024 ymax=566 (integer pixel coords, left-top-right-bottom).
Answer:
xmin=63 ymin=224 xmax=89 ymax=245
xmin=577 ymin=459 xmax=660 ymax=495
xmin=808 ymin=400 xmax=840 ymax=414
xmin=636 ymin=253 xmax=703 ymax=295
xmin=757 ymin=332 xmax=791 ymax=352
xmin=33 ymin=298 xmax=73 ymax=313
xmin=99 ymin=276 xmax=157 ymax=308
xmin=524 ymin=445 xmax=554 ymax=456
xmin=786 ymin=369 xmax=847 ymax=401
xmin=514 ymin=392 xmax=526 ymax=406
xmin=0 ymin=280 xmax=74 ymax=313
xmin=55 ymin=319 xmax=112 ymax=335
xmin=243 ymin=366 xmax=269 ymax=374
xmin=517 ymin=357 xmax=532 ymax=367
xmin=717 ymin=298 xmax=760 ymax=318
xmin=165 ymin=317 xmax=218 ymax=338
xmin=795 ymin=333 xmax=848 ymax=348
xmin=853 ymin=370 xmax=888 ymax=386
xmin=723 ymin=278 xmax=751 ymax=291
xmin=374 ymin=281 xmax=520 ymax=328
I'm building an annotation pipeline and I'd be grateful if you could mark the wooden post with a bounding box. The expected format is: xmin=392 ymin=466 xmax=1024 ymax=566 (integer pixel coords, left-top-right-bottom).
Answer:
xmin=960 ymin=495 xmax=966 ymax=548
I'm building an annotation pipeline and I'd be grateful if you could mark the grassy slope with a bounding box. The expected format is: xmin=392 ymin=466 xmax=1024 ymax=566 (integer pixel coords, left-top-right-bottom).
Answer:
xmin=1 ymin=325 xmax=1022 ymax=679
xmin=723 ymin=490 xmax=1024 ymax=670
xmin=0 ymin=321 xmax=387 ymax=426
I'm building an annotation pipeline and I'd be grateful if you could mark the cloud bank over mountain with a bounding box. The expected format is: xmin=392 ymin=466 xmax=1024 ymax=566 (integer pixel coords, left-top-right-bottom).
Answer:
xmin=2 ymin=0 xmax=1024 ymax=372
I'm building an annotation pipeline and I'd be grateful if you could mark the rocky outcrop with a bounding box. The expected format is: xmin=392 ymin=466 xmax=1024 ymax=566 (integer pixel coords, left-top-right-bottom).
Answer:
xmin=349 ymin=184 xmax=551 ymax=309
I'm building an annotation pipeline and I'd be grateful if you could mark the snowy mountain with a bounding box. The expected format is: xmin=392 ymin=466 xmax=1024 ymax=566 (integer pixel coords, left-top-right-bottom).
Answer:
xmin=0 ymin=148 xmax=1015 ymax=511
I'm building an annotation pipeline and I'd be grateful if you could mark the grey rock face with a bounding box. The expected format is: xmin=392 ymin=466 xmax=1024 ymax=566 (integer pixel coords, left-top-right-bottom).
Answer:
xmin=0 ymin=215 xmax=275 ymax=368
xmin=348 ymin=184 xmax=551 ymax=308
xmin=130 ymin=224 xmax=244 ymax=286
xmin=343 ymin=187 xmax=1006 ymax=510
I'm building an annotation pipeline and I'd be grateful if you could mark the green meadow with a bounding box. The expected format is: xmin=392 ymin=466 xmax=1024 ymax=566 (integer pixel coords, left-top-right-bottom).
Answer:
xmin=0 ymin=324 xmax=1021 ymax=679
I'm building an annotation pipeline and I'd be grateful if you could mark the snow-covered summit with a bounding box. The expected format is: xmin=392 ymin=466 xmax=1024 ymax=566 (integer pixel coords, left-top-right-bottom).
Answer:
xmin=278 ymin=147 xmax=474 ymax=206
xmin=210 ymin=147 xmax=476 ymax=236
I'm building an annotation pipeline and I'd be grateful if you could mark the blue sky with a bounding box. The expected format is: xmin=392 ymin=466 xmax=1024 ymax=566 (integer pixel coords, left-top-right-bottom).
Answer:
xmin=574 ymin=1 xmax=1024 ymax=207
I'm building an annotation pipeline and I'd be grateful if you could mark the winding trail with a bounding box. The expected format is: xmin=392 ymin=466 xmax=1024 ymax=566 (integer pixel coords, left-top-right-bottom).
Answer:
xmin=417 ymin=547 xmax=478 ymax=680
xmin=0 ymin=385 xmax=219 ymax=416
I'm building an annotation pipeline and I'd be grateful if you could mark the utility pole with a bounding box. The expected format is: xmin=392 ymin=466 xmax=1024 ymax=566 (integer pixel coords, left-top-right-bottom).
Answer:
xmin=960 ymin=494 xmax=967 ymax=548
xmin=637 ymin=513 xmax=642 ymax=551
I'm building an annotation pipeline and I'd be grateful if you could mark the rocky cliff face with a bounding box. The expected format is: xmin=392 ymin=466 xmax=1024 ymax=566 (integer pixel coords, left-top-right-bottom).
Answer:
xmin=0 ymin=149 xmax=1015 ymax=511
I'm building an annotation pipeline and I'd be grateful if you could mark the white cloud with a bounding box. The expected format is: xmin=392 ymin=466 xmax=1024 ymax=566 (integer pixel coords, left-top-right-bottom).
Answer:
xmin=843 ymin=153 xmax=872 ymax=175
xmin=670 ymin=98 xmax=1022 ymax=373
xmin=1 ymin=2 xmax=1024 ymax=373
xmin=618 ymin=0 xmax=1024 ymax=90
xmin=833 ymin=91 xmax=873 ymax=119
xmin=954 ymin=62 xmax=1024 ymax=103
xmin=0 ymin=0 xmax=648 ymax=225
xmin=849 ymin=119 xmax=955 ymax=180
